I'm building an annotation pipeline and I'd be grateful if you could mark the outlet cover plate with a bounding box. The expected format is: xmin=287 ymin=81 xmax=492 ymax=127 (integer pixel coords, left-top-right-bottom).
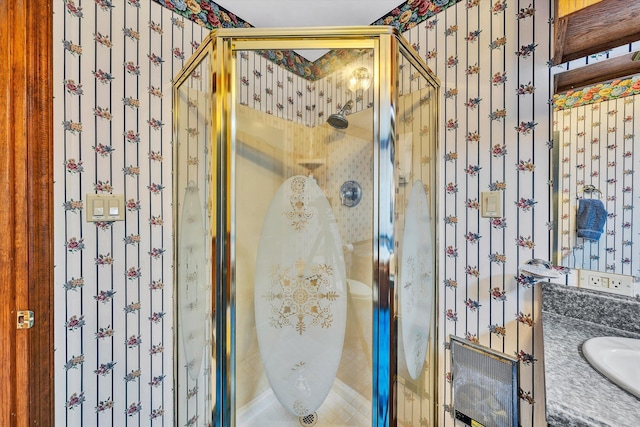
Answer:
xmin=578 ymin=269 xmax=634 ymax=297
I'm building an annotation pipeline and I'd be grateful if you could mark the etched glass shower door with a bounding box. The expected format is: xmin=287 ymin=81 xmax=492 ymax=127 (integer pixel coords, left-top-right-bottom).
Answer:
xmin=393 ymin=46 xmax=439 ymax=427
xmin=172 ymin=27 xmax=440 ymax=427
xmin=233 ymin=45 xmax=375 ymax=426
xmin=174 ymin=50 xmax=215 ymax=426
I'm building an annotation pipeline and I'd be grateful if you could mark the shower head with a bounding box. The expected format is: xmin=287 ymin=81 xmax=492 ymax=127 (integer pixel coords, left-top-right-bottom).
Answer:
xmin=327 ymin=100 xmax=354 ymax=129
xmin=327 ymin=113 xmax=349 ymax=129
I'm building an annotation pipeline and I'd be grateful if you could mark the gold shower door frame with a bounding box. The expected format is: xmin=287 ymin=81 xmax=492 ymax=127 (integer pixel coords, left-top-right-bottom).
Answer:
xmin=173 ymin=26 xmax=440 ymax=427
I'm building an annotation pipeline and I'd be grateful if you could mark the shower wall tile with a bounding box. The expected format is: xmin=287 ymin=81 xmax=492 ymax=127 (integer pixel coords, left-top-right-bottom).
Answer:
xmin=325 ymin=128 xmax=374 ymax=246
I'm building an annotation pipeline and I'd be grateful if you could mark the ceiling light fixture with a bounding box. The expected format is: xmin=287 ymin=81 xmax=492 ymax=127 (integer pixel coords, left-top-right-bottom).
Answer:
xmin=348 ymin=66 xmax=372 ymax=92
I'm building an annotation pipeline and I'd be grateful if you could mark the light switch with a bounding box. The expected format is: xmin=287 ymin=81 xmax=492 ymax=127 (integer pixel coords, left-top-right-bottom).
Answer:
xmin=109 ymin=201 xmax=119 ymax=216
xmin=93 ymin=200 xmax=104 ymax=217
xmin=86 ymin=194 xmax=126 ymax=222
xmin=481 ymin=191 xmax=501 ymax=218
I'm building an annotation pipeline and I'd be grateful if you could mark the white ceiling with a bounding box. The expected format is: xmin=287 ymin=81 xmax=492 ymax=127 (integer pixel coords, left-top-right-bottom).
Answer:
xmin=215 ymin=0 xmax=402 ymax=28
xmin=214 ymin=0 xmax=402 ymax=61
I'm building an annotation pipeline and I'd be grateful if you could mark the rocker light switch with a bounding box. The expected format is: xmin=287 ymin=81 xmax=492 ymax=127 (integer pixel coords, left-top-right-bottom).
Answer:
xmin=93 ymin=200 xmax=104 ymax=217
xmin=86 ymin=194 xmax=126 ymax=222
xmin=481 ymin=191 xmax=501 ymax=218
xmin=109 ymin=201 xmax=119 ymax=216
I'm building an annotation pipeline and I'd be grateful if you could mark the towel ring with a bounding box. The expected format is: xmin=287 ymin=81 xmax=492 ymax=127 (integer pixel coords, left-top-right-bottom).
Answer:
xmin=580 ymin=184 xmax=601 ymax=198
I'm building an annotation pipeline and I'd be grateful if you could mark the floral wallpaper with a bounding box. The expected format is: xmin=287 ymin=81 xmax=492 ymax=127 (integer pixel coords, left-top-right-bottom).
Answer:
xmin=554 ymin=75 xmax=640 ymax=111
xmin=151 ymin=0 xmax=250 ymax=28
xmin=152 ymin=0 xmax=464 ymax=80
xmin=405 ymin=1 xmax=552 ymax=425
xmin=54 ymin=1 xmax=207 ymax=425
xmin=54 ymin=0 xmax=556 ymax=426
xmin=554 ymin=91 xmax=640 ymax=275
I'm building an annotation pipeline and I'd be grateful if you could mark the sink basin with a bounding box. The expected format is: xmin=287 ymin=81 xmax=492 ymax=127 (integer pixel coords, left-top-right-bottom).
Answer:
xmin=582 ymin=336 xmax=640 ymax=398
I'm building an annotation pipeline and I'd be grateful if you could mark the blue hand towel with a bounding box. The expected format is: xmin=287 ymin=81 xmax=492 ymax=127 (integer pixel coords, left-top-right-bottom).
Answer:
xmin=576 ymin=199 xmax=607 ymax=241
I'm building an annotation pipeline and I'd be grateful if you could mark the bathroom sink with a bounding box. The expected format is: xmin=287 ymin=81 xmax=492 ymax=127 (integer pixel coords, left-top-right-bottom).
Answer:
xmin=582 ymin=336 xmax=640 ymax=398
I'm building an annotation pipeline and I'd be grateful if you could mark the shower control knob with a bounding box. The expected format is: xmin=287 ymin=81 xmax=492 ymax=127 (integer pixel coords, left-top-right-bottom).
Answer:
xmin=340 ymin=180 xmax=362 ymax=207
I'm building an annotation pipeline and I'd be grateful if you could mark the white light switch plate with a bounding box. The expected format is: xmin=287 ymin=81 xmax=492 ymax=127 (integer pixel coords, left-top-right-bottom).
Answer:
xmin=86 ymin=194 xmax=125 ymax=222
xmin=481 ymin=191 xmax=501 ymax=218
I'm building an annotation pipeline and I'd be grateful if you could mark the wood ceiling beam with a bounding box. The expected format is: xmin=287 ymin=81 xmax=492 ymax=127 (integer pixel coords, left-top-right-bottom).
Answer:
xmin=553 ymin=17 xmax=568 ymax=66
xmin=554 ymin=0 xmax=640 ymax=64
xmin=554 ymin=52 xmax=640 ymax=93
xmin=557 ymin=0 xmax=603 ymax=18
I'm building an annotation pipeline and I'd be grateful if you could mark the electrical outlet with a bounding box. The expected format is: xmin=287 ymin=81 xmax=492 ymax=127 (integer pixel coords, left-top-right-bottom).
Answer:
xmin=610 ymin=278 xmax=627 ymax=292
xmin=579 ymin=270 xmax=634 ymax=296
xmin=587 ymin=275 xmax=607 ymax=289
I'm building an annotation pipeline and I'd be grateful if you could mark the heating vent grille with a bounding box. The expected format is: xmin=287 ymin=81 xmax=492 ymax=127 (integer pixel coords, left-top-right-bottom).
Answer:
xmin=450 ymin=335 xmax=519 ymax=427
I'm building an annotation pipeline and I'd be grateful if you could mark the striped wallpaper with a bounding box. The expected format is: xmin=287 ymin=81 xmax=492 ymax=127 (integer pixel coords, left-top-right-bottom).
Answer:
xmin=54 ymin=1 xmax=557 ymax=426
xmin=555 ymin=92 xmax=640 ymax=276
xmin=406 ymin=2 xmax=552 ymax=425
xmin=54 ymin=1 xmax=206 ymax=425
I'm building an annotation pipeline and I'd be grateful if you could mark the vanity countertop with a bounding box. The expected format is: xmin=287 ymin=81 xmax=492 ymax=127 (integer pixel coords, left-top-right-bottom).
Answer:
xmin=542 ymin=283 xmax=640 ymax=427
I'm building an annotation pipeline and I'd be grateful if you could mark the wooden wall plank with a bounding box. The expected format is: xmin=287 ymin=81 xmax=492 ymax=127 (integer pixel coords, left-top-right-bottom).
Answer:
xmin=0 ymin=1 xmax=18 ymax=424
xmin=0 ymin=1 xmax=53 ymax=426
xmin=25 ymin=0 xmax=54 ymax=423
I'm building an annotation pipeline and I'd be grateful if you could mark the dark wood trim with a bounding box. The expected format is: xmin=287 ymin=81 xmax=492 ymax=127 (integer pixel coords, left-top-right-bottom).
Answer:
xmin=26 ymin=0 xmax=54 ymax=423
xmin=0 ymin=0 xmax=18 ymax=423
xmin=555 ymin=52 xmax=640 ymax=93
xmin=0 ymin=1 xmax=54 ymax=426
xmin=556 ymin=0 xmax=640 ymax=64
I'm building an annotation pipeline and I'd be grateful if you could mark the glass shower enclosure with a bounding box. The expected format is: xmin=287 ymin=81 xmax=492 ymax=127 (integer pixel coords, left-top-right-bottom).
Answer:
xmin=173 ymin=27 xmax=440 ymax=427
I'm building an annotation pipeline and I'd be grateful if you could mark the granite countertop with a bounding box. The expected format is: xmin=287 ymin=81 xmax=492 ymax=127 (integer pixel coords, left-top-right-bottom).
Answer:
xmin=542 ymin=283 xmax=640 ymax=427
